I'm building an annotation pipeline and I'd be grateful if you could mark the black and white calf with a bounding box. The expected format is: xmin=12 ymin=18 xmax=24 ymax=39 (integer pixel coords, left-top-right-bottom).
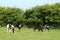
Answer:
xmin=18 ymin=24 xmax=22 ymax=32
xmin=45 ymin=24 xmax=49 ymax=32
xmin=7 ymin=24 xmax=14 ymax=33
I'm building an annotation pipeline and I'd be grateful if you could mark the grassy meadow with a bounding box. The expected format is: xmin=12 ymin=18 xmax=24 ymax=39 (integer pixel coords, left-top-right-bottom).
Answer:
xmin=0 ymin=27 xmax=60 ymax=40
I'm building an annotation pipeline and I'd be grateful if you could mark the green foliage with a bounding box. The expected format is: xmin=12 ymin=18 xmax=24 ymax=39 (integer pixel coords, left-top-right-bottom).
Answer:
xmin=0 ymin=3 xmax=60 ymax=28
xmin=25 ymin=3 xmax=60 ymax=28
xmin=0 ymin=7 xmax=24 ymax=26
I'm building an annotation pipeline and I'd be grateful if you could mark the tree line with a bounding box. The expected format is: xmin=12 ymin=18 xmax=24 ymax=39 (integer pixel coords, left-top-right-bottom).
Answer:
xmin=0 ymin=3 xmax=60 ymax=28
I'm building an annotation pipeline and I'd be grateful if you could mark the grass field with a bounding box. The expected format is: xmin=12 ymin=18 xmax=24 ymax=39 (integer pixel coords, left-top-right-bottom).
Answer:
xmin=0 ymin=27 xmax=60 ymax=40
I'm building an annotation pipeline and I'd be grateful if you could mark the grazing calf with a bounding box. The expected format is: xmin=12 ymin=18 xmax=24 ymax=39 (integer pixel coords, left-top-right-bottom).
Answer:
xmin=34 ymin=24 xmax=43 ymax=32
xmin=7 ymin=24 xmax=14 ymax=33
xmin=45 ymin=24 xmax=49 ymax=32
xmin=18 ymin=24 xmax=22 ymax=32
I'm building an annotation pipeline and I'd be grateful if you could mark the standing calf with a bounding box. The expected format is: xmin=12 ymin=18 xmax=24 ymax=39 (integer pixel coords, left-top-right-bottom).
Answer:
xmin=34 ymin=24 xmax=43 ymax=32
xmin=45 ymin=24 xmax=49 ymax=32
xmin=7 ymin=24 xmax=14 ymax=33
xmin=18 ymin=24 xmax=22 ymax=32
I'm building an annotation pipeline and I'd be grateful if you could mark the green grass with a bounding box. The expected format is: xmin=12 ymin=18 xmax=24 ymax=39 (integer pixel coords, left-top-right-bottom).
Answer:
xmin=0 ymin=27 xmax=60 ymax=40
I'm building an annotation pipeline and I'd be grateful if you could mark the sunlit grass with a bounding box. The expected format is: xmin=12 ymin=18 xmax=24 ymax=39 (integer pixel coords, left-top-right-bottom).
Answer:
xmin=0 ymin=27 xmax=60 ymax=40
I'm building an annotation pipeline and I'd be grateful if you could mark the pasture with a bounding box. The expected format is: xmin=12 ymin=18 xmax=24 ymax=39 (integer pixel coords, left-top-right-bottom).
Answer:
xmin=0 ymin=27 xmax=60 ymax=40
